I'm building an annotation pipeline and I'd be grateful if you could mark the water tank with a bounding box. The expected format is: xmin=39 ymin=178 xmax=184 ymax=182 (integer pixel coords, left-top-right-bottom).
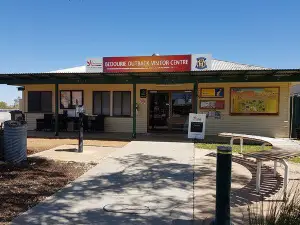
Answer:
xmin=4 ymin=120 xmax=27 ymax=163
xmin=0 ymin=125 xmax=3 ymax=161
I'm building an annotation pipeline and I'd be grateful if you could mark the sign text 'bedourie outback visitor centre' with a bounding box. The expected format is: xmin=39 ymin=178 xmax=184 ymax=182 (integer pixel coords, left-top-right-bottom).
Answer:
xmin=1 ymin=53 xmax=300 ymax=139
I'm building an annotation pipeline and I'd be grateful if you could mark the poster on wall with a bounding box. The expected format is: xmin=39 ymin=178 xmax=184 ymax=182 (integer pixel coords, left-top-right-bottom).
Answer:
xmin=140 ymin=89 xmax=147 ymax=98
xmin=60 ymin=91 xmax=71 ymax=109
xmin=230 ymin=87 xmax=279 ymax=115
xmin=200 ymin=111 xmax=222 ymax=119
xmin=200 ymin=100 xmax=225 ymax=109
xmin=72 ymin=91 xmax=83 ymax=106
xmin=200 ymin=88 xmax=224 ymax=98
xmin=207 ymin=111 xmax=222 ymax=119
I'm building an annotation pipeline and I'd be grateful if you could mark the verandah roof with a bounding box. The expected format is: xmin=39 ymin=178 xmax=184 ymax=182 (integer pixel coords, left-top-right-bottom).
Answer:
xmin=0 ymin=69 xmax=300 ymax=85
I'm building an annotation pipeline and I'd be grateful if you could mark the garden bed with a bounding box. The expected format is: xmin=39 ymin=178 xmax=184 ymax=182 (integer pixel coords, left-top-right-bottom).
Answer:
xmin=0 ymin=157 xmax=95 ymax=224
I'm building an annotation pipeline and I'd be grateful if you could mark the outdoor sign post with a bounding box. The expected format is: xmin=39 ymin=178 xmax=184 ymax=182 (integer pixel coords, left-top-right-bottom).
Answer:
xmin=78 ymin=112 xmax=83 ymax=153
xmin=77 ymin=106 xmax=85 ymax=153
xmin=187 ymin=113 xmax=206 ymax=140
xmin=214 ymin=146 xmax=233 ymax=225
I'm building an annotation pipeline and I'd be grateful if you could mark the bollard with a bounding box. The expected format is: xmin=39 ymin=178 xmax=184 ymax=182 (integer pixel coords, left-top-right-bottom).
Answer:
xmin=78 ymin=112 xmax=83 ymax=153
xmin=214 ymin=146 xmax=232 ymax=225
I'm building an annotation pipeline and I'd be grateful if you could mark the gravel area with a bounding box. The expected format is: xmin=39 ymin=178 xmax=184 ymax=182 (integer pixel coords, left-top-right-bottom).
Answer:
xmin=0 ymin=157 xmax=96 ymax=225
xmin=27 ymin=138 xmax=128 ymax=155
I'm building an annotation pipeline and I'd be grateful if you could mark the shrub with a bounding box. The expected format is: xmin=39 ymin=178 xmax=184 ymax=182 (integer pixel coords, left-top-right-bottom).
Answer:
xmin=248 ymin=186 xmax=300 ymax=225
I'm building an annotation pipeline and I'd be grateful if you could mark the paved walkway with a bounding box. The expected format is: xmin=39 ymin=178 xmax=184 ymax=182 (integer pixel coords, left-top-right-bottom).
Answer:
xmin=12 ymin=141 xmax=196 ymax=225
xmin=11 ymin=141 xmax=277 ymax=225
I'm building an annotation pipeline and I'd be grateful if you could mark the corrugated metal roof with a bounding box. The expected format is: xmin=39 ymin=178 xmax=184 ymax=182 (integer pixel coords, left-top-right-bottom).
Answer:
xmin=291 ymin=84 xmax=300 ymax=95
xmin=48 ymin=59 xmax=268 ymax=73
xmin=49 ymin=66 xmax=86 ymax=73
xmin=212 ymin=59 xmax=268 ymax=70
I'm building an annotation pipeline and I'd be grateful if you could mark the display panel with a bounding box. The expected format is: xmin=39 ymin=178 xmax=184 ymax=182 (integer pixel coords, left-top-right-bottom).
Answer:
xmin=230 ymin=87 xmax=279 ymax=115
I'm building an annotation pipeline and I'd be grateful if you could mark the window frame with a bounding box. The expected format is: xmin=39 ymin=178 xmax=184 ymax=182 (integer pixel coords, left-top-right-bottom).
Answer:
xmin=93 ymin=91 xmax=111 ymax=116
xmin=60 ymin=90 xmax=84 ymax=109
xmin=27 ymin=91 xmax=52 ymax=113
xmin=113 ymin=91 xmax=131 ymax=117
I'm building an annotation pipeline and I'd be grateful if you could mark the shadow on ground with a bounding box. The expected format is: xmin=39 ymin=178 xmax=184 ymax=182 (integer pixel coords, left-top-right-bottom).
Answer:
xmin=12 ymin=153 xmax=196 ymax=224
xmin=55 ymin=148 xmax=78 ymax=152
xmin=11 ymin=152 xmax=283 ymax=225
xmin=206 ymin=152 xmax=283 ymax=207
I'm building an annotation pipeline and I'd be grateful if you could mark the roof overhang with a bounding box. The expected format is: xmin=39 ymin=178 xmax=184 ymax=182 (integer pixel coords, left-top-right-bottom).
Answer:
xmin=0 ymin=69 xmax=300 ymax=85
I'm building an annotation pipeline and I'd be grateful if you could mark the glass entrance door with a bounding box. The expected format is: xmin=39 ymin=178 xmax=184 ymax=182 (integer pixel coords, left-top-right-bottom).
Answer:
xmin=170 ymin=92 xmax=193 ymax=133
xmin=148 ymin=92 xmax=170 ymax=131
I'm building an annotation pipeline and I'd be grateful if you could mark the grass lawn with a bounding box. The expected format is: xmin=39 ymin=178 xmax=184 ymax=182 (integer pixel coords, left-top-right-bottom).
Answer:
xmin=290 ymin=157 xmax=300 ymax=163
xmin=195 ymin=143 xmax=272 ymax=154
xmin=195 ymin=143 xmax=300 ymax=163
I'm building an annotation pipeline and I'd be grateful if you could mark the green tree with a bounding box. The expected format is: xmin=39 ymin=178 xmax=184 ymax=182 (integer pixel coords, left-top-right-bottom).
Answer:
xmin=13 ymin=97 xmax=21 ymax=109
xmin=0 ymin=101 xmax=9 ymax=109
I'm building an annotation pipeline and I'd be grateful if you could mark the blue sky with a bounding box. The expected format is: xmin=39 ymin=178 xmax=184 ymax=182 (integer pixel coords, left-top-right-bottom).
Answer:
xmin=0 ymin=0 xmax=299 ymax=104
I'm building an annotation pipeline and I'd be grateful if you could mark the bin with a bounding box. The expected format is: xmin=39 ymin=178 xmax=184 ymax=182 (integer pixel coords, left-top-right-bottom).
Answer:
xmin=4 ymin=120 xmax=27 ymax=163
xmin=9 ymin=110 xmax=24 ymax=121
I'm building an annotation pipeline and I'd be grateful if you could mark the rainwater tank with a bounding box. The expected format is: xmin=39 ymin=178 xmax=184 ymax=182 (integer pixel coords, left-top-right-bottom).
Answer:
xmin=4 ymin=120 xmax=27 ymax=163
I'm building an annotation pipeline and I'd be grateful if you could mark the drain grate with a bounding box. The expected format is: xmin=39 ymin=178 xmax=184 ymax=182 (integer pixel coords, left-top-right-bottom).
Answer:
xmin=103 ymin=204 xmax=150 ymax=214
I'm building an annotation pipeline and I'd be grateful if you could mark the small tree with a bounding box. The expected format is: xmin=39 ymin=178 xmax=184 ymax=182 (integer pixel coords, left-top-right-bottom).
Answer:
xmin=13 ymin=97 xmax=21 ymax=109
xmin=0 ymin=101 xmax=9 ymax=109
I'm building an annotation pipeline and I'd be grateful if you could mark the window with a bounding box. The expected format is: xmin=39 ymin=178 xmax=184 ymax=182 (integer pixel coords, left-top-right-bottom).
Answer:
xmin=28 ymin=91 xmax=52 ymax=112
xmin=93 ymin=91 xmax=110 ymax=115
xmin=60 ymin=90 xmax=84 ymax=109
xmin=113 ymin=91 xmax=131 ymax=116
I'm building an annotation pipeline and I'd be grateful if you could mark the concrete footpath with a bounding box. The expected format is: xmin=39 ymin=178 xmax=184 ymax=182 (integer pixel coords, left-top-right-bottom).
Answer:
xmin=11 ymin=141 xmax=196 ymax=225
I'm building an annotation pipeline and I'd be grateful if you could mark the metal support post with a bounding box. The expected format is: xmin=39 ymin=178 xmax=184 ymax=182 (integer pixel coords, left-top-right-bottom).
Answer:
xmin=280 ymin=159 xmax=289 ymax=195
xmin=132 ymin=82 xmax=136 ymax=139
xmin=256 ymin=160 xmax=262 ymax=193
xmin=230 ymin=137 xmax=244 ymax=154
xmin=239 ymin=137 xmax=243 ymax=153
xmin=274 ymin=160 xmax=277 ymax=177
xmin=194 ymin=81 xmax=198 ymax=113
xmin=55 ymin=83 xmax=59 ymax=136
xmin=78 ymin=112 xmax=83 ymax=153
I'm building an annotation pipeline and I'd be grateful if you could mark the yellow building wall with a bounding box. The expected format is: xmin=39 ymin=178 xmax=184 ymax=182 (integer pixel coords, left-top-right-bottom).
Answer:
xmin=23 ymin=84 xmax=133 ymax=132
xmin=23 ymin=82 xmax=290 ymax=137
xmin=197 ymin=82 xmax=290 ymax=137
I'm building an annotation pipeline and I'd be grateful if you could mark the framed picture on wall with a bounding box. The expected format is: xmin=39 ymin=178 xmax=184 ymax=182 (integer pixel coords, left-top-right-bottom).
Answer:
xmin=200 ymin=88 xmax=224 ymax=98
xmin=200 ymin=100 xmax=225 ymax=109
xmin=230 ymin=87 xmax=279 ymax=115
xmin=140 ymin=89 xmax=147 ymax=98
xmin=60 ymin=90 xmax=84 ymax=109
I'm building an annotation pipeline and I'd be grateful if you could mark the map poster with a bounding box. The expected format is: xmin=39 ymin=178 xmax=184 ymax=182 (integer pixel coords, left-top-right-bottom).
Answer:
xmin=230 ymin=87 xmax=279 ymax=115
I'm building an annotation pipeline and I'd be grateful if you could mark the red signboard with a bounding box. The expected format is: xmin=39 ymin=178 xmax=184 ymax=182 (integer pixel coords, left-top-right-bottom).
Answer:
xmin=103 ymin=55 xmax=191 ymax=73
